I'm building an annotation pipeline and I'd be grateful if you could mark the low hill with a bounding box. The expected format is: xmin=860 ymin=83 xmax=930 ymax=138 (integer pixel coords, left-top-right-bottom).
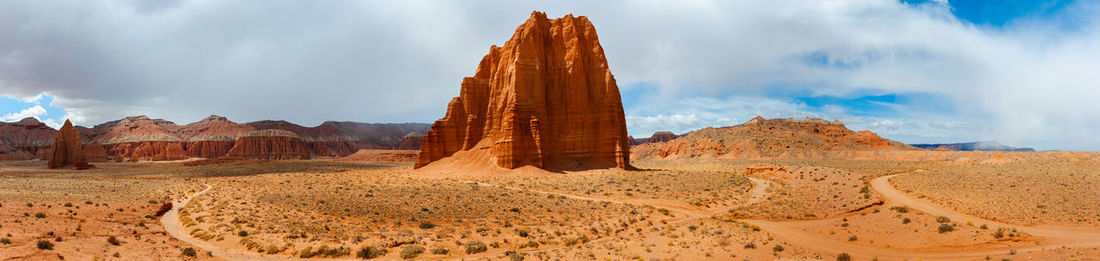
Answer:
xmin=632 ymin=116 xmax=918 ymax=160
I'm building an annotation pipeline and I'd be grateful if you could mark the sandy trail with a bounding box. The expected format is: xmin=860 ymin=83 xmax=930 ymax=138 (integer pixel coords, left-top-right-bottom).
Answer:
xmin=744 ymin=170 xmax=1100 ymax=260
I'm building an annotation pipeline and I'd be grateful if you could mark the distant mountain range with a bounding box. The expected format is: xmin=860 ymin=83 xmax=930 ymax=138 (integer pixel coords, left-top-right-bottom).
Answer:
xmin=909 ymin=141 xmax=1035 ymax=152
xmin=0 ymin=115 xmax=430 ymax=161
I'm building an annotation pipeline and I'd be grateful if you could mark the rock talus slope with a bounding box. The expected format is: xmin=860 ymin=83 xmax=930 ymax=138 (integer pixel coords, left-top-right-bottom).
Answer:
xmin=416 ymin=11 xmax=632 ymax=170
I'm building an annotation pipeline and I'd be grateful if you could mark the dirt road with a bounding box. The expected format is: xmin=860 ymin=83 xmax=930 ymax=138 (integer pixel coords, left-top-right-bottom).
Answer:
xmin=745 ymin=171 xmax=1100 ymax=260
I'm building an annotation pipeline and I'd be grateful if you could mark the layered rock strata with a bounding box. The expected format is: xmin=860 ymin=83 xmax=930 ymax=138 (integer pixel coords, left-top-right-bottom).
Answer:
xmin=416 ymin=12 xmax=632 ymax=170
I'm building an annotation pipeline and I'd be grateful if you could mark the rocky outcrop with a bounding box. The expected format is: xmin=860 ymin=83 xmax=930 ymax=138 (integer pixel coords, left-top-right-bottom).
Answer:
xmin=153 ymin=142 xmax=187 ymax=161
xmin=47 ymin=120 xmax=90 ymax=169
xmin=179 ymin=115 xmax=254 ymax=158
xmin=83 ymin=141 xmax=109 ymax=162
xmin=96 ymin=116 xmax=185 ymax=161
xmin=0 ymin=117 xmax=58 ymax=160
xmin=1 ymin=114 xmax=430 ymax=161
xmin=226 ymin=130 xmax=311 ymax=160
xmin=646 ymin=131 xmax=678 ymax=143
xmin=632 ymin=116 xmax=918 ymax=160
xmin=396 ymin=132 xmax=424 ymax=150
xmin=415 ymin=12 xmax=632 ymax=170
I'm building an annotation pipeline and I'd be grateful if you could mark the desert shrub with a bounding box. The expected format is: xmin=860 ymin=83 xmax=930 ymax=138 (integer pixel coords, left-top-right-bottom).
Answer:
xmin=935 ymin=216 xmax=951 ymax=223
xmin=657 ymin=208 xmax=671 ymax=215
xmin=890 ymin=206 xmax=909 ymax=213
xmin=993 ymin=228 xmax=1006 ymax=238
xmin=238 ymin=230 xmax=249 ymax=237
xmin=837 ymin=253 xmax=852 ymax=261
xmin=0 ymin=238 xmax=11 ymax=244
xmin=182 ymin=247 xmax=197 ymax=257
xmin=743 ymin=242 xmax=756 ymax=249
xmin=400 ymin=245 xmax=425 ymax=259
xmin=318 ymin=245 xmax=350 ymax=257
xmin=356 ymin=246 xmax=386 ymax=259
xmin=37 ymin=240 xmax=54 ymax=250
xmin=562 ymin=236 xmax=580 ymax=246
xmin=506 ymin=250 xmax=526 ymax=261
xmin=848 ymin=235 xmax=858 ymax=242
xmin=523 ymin=240 xmax=539 ymax=248
xmin=938 ymin=223 xmax=955 ymax=233
xmin=34 ymin=212 xmax=46 ymax=218
xmin=299 ymin=246 xmax=316 ymax=258
xmin=431 ymin=247 xmax=449 ymax=255
xmin=54 ymin=236 xmax=63 ymax=242
xmin=902 ymin=218 xmax=911 ymax=224
xmin=772 ymin=244 xmax=785 ymax=252
xmin=464 ymin=241 xmax=487 ymax=254
xmin=419 ymin=221 xmax=436 ymax=229
xmin=108 ymin=236 xmax=121 ymax=245
xmin=63 ymin=203 xmax=72 ymax=207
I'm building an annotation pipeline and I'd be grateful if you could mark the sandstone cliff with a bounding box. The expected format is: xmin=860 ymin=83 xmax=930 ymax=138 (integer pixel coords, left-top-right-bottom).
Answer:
xmin=416 ymin=12 xmax=632 ymax=170
xmin=226 ymin=130 xmax=311 ymax=160
xmin=0 ymin=117 xmax=58 ymax=160
xmin=632 ymin=116 xmax=918 ymax=160
xmin=396 ymin=132 xmax=424 ymax=150
xmin=47 ymin=120 xmax=90 ymax=169
xmin=646 ymin=131 xmax=678 ymax=143
xmin=83 ymin=141 xmax=109 ymax=162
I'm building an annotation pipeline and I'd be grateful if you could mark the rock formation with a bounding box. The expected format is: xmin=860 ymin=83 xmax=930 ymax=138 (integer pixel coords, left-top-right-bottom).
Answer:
xmin=646 ymin=131 xmax=678 ymax=143
xmin=396 ymin=132 xmax=424 ymax=150
xmin=179 ymin=115 xmax=254 ymax=158
xmin=226 ymin=130 xmax=311 ymax=160
xmin=415 ymin=12 xmax=632 ymax=170
xmin=47 ymin=120 xmax=90 ymax=169
xmin=1 ymin=114 xmax=429 ymax=161
xmin=96 ymin=116 xmax=185 ymax=161
xmin=0 ymin=117 xmax=58 ymax=160
xmin=83 ymin=141 xmax=109 ymax=162
xmin=632 ymin=116 xmax=918 ymax=160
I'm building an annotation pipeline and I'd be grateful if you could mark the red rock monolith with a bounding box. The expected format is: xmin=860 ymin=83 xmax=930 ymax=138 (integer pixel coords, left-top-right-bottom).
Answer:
xmin=47 ymin=119 xmax=90 ymax=169
xmin=415 ymin=12 xmax=632 ymax=170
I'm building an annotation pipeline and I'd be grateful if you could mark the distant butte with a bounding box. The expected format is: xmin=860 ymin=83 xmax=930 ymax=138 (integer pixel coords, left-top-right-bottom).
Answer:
xmin=416 ymin=11 xmax=632 ymax=171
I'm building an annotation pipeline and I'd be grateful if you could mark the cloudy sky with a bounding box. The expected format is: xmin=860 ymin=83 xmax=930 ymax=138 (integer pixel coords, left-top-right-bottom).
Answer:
xmin=1 ymin=0 xmax=1097 ymax=151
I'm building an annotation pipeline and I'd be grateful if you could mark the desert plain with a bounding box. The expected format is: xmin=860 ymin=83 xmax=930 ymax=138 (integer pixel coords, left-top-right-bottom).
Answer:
xmin=1 ymin=150 xmax=1099 ymax=261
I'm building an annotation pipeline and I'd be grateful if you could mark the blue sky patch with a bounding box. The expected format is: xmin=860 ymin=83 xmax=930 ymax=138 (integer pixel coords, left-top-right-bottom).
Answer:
xmin=902 ymin=0 xmax=1075 ymax=27
xmin=0 ymin=93 xmax=69 ymax=128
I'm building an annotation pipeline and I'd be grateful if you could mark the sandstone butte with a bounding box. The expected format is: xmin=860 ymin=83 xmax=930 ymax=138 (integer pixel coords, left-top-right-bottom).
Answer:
xmin=47 ymin=119 xmax=91 ymax=169
xmin=416 ymin=11 xmax=632 ymax=170
xmin=226 ymin=130 xmax=312 ymax=160
xmin=179 ymin=115 xmax=255 ymax=158
xmin=396 ymin=132 xmax=424 ymax=150
xmin=0 ymin=117 xmax=57 ymax=160
xmin=647 ymin=131 xmax=678 ymax=143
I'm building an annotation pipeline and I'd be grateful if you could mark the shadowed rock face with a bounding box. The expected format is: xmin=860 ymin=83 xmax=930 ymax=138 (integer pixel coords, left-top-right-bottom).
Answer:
xmin=47 ymin=120 xmax=90 ymax=169
xmin=83 ymin=141 xmax=109 ymax=162
xmin=396 ymin=132 xmax=424 ymax=150
xmin=416 ymin=11 xmax=632 ymax=170
xmin=647 ymin=131 xmax=678 ymax=143
xmin=0 ymin=117 xmax=58 ymax=159
xmin=226 ymin=130 xmax=311 ymax=160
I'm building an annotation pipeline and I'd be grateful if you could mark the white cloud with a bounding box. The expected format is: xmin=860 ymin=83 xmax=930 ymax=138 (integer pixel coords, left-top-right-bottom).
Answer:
xmin=1 ymin=105 xmax=47 ymax=122
xmin=0 ymin=1 xmax=1096 ymax=150
xmin=42 ymin=118 xmax=61 ymax=129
